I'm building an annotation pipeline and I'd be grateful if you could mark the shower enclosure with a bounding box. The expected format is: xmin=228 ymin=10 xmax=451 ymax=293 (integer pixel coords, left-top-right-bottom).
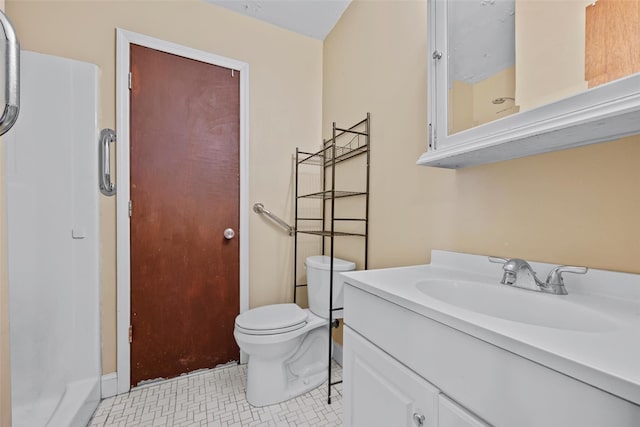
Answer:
xmin=4 ymin=51 xmax=101 ymax=427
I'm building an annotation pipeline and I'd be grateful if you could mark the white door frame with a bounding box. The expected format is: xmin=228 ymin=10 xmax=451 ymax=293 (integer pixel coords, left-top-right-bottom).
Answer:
xmin=115 ymin=29 xmax=250 ymax=394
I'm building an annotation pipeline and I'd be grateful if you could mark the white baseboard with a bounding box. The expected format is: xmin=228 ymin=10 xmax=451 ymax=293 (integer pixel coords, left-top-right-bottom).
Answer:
xmin=332 ymin=340 xmax=343 ymax=366
xmin=101 ymin=372 xmax=118 ymax=398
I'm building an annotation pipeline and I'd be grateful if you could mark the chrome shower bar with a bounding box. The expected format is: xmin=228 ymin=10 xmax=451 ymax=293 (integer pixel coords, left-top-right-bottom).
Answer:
xmin=99 ymin=128 xmax=116 ymax=196
xmin=0 ymin=11 xmax=20 ymax=136
xmin=253 ymin=203 xmax=294 ymax=236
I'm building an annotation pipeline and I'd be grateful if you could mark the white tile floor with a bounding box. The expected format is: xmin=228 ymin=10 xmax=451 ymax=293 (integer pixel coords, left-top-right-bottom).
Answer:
xmin=88 ymin=362 xmax=343 ymax=427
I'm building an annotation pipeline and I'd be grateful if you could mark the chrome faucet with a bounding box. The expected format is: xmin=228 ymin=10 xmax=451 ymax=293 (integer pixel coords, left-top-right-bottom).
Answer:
xmin=489 ymin=257 xmax=588 ymax=295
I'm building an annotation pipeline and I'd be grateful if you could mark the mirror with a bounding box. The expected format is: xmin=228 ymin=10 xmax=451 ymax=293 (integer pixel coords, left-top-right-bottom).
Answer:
xmin=446 ymin=0 xmax=640 ymax=136
xmin=447 ymin=0 xmax=517 ymax=135
xmin=420 ymin=0 xmax=640 ymax=168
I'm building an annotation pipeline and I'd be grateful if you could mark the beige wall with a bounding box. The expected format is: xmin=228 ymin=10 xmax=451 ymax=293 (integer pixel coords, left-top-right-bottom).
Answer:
xmin=472 ymin=66 xmax=518 ymax=127
xmin=449 ymin=66 xmax=518 ymax=134
xmin=515 ymin=0 xmax=590 ymax=111
xmin=324 ymin=0 xmax=452 ymax=271
xmin=449 ymin=79 xmax=473 ymax=134
xmin=6 ymin=0 xmax=323 ymax=376
xmin=324 ymin=0 xmax=640 ymax=286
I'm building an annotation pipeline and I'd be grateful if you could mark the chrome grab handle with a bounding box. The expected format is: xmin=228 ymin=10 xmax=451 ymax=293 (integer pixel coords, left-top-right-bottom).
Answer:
xmin=488 ymin=256 xmax=508 ymax=264
xmin=99 ymin=128 xmax=116 ymax=196
xmin=0 ymin=11 xmax=20 ymax=136
xmin=253 ymin=202 xmax=295 ymax=236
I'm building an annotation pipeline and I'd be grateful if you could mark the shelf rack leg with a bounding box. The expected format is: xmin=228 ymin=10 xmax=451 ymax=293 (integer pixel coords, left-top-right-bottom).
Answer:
xmin=293 ymin=148 xmax=299 ymax=304
xmin=365 ymin=112 xmax=370 ymax=270
xmin=327 ymin=123 xmax=337 ymax=405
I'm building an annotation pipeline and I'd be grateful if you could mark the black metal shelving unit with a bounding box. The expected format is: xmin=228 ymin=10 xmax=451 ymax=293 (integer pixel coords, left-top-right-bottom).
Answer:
xmin=293 ymin=113 xmax=370 ymax=404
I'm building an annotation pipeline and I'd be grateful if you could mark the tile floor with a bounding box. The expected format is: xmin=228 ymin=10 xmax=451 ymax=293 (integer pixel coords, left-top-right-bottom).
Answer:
xmin=88 ymin=362 xmax=343 ymax=427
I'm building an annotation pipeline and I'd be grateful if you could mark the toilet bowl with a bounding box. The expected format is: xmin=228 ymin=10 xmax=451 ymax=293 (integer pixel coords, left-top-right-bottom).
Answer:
xmin=234 ymin=304 xmax=328 ymax=406
xmin=233 ymin=256 xmax=355 ymax=407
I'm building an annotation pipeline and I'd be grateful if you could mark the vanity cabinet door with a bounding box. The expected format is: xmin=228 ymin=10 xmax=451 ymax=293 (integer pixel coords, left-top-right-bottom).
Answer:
xmin=439 ymin=395 xmax=489 ymax=427
xmin=344 ymin=326 xmax=439 ymax=427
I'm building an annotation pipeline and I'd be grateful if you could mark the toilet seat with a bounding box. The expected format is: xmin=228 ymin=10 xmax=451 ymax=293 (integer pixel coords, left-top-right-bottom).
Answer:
xmin=235 ymin=303 xmax=309 ymax=335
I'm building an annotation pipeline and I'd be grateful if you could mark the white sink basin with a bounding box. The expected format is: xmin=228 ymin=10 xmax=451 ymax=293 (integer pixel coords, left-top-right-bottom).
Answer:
xmin=415 ymin=279 xmax=616 ymax=332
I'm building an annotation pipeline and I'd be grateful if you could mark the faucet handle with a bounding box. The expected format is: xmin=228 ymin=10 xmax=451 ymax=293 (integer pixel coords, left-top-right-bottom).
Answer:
xmin=488 ymin=256 xmax=509 ymax=264
xmin=546 ymin=265 xmax=588 ymax=286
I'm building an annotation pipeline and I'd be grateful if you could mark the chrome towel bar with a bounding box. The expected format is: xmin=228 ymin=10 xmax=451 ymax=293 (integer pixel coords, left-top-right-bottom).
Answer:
xmin=253 ymin=203 xmax=294 ymax=236
xmin=0 ymin=11 xmax=20 ymax=136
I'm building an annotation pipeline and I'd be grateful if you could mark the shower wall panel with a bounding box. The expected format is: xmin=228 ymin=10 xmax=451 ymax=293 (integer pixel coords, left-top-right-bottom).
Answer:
xmin=4 ymin=51 xmax=100 ymax=427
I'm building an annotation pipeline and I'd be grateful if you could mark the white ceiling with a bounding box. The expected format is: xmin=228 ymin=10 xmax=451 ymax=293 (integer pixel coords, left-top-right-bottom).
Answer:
xmin=206 ymin=0 xmax=352 ymax=40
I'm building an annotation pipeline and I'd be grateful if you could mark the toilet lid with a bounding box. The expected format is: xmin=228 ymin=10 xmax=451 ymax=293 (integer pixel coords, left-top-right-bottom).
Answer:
xmin=235 ymin=303 xmax=308 ymax=335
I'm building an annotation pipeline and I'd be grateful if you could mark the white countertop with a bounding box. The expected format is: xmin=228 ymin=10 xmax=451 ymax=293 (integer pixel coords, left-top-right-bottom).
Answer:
xmin=341 ymin=250 xmax=640 ymax=406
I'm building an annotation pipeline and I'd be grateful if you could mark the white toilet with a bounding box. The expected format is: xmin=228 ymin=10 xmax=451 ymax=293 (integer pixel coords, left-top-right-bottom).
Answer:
xmin=234 ymin=255 xmax=355 ymax=407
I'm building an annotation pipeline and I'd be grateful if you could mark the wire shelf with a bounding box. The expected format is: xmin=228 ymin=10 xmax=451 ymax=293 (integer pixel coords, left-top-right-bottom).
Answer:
xmin=296 ymin=230 xmax=366 ymax=237
xmin=328 ymin=142 xmax=368 ymax=166
xmin=298 ymin=134 xmax=368 ymax=167
xmin=298 ymin=190 xmax=366 ymax=200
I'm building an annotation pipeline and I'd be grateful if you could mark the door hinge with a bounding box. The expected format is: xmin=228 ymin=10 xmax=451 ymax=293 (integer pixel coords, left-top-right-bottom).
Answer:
xmin=128 ymin=200 xmax=132 ymax=217
xmin=128 ymin=72 xmax=132 ymax=90
xmin=129 ymin=325 xmax=133 ymax=343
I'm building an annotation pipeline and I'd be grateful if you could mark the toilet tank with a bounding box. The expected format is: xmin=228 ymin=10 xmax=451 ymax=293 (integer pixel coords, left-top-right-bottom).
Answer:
xmin=305 ymin=255 xmax=356 ymax=319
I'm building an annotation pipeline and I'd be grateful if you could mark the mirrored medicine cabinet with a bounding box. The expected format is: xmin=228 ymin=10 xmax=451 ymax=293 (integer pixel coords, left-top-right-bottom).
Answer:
xmin=419 ymin=0 xmax=640 ymax=168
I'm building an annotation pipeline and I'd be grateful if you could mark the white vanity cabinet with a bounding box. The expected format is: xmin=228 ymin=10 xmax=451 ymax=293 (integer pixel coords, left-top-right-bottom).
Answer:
xmin=438 ymin=395 xmax=488 ymax=427
xmin=342 ymin=278 xmax=640 ymax=427
xmin=344 ymin=326 xmax=487 ymax=427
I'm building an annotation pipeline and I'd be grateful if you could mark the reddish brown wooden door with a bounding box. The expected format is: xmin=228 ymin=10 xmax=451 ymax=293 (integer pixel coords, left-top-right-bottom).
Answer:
xmin=129 ymin=44 xmax=240 ymax=386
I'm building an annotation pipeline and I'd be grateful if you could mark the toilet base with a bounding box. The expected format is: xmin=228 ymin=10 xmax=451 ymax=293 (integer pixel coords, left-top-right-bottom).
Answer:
xmin=246 ymin=360 xmax=327 ymax=407
xmin=234 ymin=308 xmax=330 ymax=407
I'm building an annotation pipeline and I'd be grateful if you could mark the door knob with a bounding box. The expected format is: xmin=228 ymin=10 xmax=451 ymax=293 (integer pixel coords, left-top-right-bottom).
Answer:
xmin=223 ymin=228 xmax=235 ymax=240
